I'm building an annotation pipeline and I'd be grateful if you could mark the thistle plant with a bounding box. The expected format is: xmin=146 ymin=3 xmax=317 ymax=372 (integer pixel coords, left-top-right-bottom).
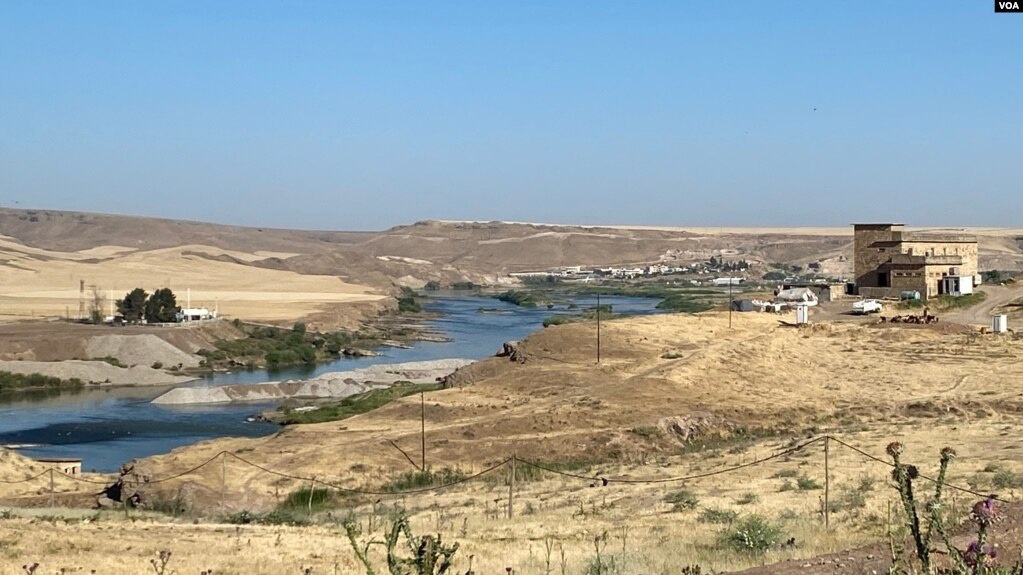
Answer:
xmin=345 ymin=509 xmax=459 ymax=575
xmin=887 ymin=444 xmax=1022 ymax=575
xmin=887 ymin=443 xmax=956 ymax=574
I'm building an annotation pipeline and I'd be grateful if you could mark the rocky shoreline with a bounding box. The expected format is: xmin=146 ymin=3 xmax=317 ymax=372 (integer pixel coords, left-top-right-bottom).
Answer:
xmin=150 ymin=358 xmax=472 ymax=405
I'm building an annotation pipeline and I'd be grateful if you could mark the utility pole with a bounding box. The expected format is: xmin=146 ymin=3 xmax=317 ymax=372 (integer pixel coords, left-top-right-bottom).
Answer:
xmin=728 ymin=278 xmax=733 ymax=329
xmin=596 ymin=293 xmax=601 ymax=364
xmin=421 ymin=391 xmax=426 ymax=472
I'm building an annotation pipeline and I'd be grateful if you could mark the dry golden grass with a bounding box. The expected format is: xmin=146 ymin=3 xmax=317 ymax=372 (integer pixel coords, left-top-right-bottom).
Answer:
xmin=0 ymin=235 xmax=384 ymax=323
xmin=3 ymin=421 xmax=1023 ymax=574
xmin=5 ymin=310 xmax=1023 ymax=572
xmin=124 ymin=310 xmax=1023 ymax=512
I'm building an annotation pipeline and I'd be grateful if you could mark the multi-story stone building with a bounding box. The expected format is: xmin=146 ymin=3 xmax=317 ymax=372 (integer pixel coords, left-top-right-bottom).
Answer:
xmin=853 ymin=223 xmax=979 ymax=299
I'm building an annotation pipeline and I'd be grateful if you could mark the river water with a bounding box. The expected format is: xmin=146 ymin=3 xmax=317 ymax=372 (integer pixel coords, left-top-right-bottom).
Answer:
xmin=0 ymin=294 xmax=662 ymax=471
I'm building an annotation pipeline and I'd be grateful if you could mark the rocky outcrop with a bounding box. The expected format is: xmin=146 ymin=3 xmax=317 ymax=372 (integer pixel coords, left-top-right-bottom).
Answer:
xmin=151 ymin=358 xmax=473 ymax=405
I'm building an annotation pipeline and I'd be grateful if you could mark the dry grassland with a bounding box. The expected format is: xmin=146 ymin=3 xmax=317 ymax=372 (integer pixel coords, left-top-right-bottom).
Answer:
xmin=3 ymin=421 xmax=1023 ymax=574
xmin=3 ymin=309 xmax=1023 ymax=572
xmin=0 ymin=235 xmax=384 ymax=323
xmin=125 ymin=311 xmax=1023 ymax=507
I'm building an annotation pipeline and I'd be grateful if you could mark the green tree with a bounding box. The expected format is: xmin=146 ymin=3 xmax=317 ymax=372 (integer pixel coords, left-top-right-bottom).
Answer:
xmin=144 ymin=288 xmax=180 ymax=323
xmin=117 ymin=288 xmax=149 ymax=323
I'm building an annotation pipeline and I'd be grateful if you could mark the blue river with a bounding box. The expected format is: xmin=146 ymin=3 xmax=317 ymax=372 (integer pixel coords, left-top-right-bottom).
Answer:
xmin=0 ymin=294 xmax=662 ymax=471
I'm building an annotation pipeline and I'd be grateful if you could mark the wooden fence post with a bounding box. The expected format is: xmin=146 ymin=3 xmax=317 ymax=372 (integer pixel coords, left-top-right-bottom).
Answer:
xmin=221 ymin=452 xmax=227 ymax=510
xmin=49 ymin=468 xmax=55 ymax=508
xmin=508 ymin=457 xmax=516 ymax=519
xmin=824 ymin=436 xmax=830 ymax=528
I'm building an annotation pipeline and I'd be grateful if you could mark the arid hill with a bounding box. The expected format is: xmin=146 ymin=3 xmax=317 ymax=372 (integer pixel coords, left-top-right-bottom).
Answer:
xmin=116 ymin=308 xmax=1023 ymax=511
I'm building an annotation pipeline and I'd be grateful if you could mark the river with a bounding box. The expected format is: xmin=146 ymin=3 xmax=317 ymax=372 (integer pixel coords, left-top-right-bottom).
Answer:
xmin=0 ymin=294 xmax=662 ymax=472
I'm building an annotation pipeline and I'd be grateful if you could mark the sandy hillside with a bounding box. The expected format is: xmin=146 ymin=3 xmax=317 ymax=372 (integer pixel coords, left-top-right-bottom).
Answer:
xmin=0 ymin=447 xmax=110 ymax=500
xmin=0 ymin=234 xmax=385 ymax=323
xmin=4 ymin=209 xmax=1022 ymax=298
xmin=126 ymin=310 xmax=1023 ymax=511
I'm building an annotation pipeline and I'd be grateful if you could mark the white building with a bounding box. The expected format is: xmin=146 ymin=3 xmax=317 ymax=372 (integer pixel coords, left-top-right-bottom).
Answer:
xmin=177 ymin=308 xmax=217 ymax=322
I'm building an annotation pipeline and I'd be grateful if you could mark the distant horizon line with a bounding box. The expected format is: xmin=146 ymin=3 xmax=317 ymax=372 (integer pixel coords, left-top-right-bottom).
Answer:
xmin=2 ymin=206 xmax=1021 ymax=236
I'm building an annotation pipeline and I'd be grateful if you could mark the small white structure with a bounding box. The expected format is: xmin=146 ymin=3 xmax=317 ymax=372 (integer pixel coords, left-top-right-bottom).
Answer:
xmin=993 ymin=314 xmax=1008 ymax=334
xmin=177 ymin=308 xmax=216 ymax=322
xmin=36 ymin=458 xmax=82 ymax=476
xmin=712 ymin=277 xmax=745 ymax=287
xmin=940 ymin=275 xmax=974 ymax=296
xmin=775 ymin=287 xmax=819 ymax=306
xmin=795 ymin=304 xmax=810 ymax=325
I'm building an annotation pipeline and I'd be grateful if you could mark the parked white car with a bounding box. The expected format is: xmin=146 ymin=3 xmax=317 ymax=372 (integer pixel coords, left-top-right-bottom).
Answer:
xmin=852 ymin=299 xmax=883 ymax=315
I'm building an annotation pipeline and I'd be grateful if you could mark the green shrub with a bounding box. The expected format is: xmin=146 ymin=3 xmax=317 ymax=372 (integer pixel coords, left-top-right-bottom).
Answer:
xmin=993 ymin=469 xmax=1023 ymax=489
xmin=0 ymin=371 xmax=85 ymax=392
xmin=151 ymin=361 xmax=164 ymax=370
xmin=543 ymin=315 xmax=574 ymax=327
xmin=698 ymin=507 xmax=738 ymax=524
xmin=736 ymin=492 xmax=759 ymax=505
xmin=495 ymin=290 xmax=538 ymax=307
xmin=274 ymin=383 xmax=442 ymax=424
xmin=718 ymin=515 xmax=783 ymax=555
xmin=281 ymin=487 xmax=334 ymax=511
xmin=663 ymin=489 xmax=699 ymax=511
xmin=797 ymin=475 xmax=821 ymax=490
xmin=656 ymin=294 xmax=713 ymax=313
xmin=383 ymin=468 xmax=468 ymax=492
xmin=630 ymin=426 xmax=660 ymax=438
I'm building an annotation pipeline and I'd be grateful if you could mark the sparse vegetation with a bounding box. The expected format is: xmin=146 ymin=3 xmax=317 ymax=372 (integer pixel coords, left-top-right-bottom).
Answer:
xmin=697 ymin=507 xmax=739 ymax=524
xmin=993 ymin=469 xmax=1023 ymax=489
xmin=397 ymin=286 xmax=422 ymax=313
xmin=663 ymin=489 xmax=699 ymax=511
xmin=496 ymin=290 xmax=540 ymax=308
xmin=629 ymin=425 xmax=660 ymax=438
xmin=796 ymin=474 xmax=821 ymax=490
xmin=0 ymin=371 xmax=85 ymax=392
xmin=655 ymin=294 xmax=714 ymax=313
xmin=735 ymin=492 xmax=759 ymax=505
xmin=271 ymin=382 xmax=443 ymax=424
xmin=199 ymin=321 xmax=416 ymax=370
xmin=382 ymin=468 xmax=468 ymax=492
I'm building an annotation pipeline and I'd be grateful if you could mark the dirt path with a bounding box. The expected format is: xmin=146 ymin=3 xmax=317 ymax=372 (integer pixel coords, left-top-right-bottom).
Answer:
xmin=944 ymin=284 xmax=1023 ymax=326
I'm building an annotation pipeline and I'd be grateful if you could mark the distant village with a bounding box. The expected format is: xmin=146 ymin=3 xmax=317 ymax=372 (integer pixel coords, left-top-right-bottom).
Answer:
xmin=510 ymin=256 xmax=756 ymax=284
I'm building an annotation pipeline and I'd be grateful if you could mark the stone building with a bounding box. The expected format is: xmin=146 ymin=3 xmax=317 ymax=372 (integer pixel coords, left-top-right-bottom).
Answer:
xmin=853 ymin=224 xmax=979 ymax=299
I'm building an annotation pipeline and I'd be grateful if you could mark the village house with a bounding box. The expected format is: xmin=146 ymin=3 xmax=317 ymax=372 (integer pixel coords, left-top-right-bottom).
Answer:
xmin=853 ymin=223 xmax=980 ymax=299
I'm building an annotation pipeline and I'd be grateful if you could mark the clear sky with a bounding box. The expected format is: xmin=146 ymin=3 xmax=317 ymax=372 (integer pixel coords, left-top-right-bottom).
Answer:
xmin=1 ymin=2 xmax=1020 ymax=231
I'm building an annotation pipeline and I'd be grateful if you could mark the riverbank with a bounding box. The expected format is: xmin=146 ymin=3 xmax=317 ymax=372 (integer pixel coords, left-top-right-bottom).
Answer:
xmin=0 ymin=360 xmax=196 ymax=387
xmin=152 ymin=358 xmax=472 ymax=405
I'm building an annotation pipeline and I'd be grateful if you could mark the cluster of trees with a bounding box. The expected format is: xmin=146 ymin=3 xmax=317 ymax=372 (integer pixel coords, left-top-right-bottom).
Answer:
xmin=116 ymin=287 xmax=180 ymax=324
xmin=706 ymin=256 xmax=751 ymax=272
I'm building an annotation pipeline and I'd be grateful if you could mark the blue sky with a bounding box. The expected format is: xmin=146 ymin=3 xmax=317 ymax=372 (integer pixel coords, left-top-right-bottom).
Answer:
xmin=1 ymin=2 xmax=1020 ymax=230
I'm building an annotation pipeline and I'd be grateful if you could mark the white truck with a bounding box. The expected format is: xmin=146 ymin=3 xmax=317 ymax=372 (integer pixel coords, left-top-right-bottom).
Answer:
xmin=852 ymin=299 xmax=883 ymax=315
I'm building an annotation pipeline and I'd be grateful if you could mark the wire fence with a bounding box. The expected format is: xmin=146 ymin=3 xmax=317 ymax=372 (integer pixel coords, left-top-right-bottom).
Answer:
xmin=0 ymin=435 xmax=1007 ymax=517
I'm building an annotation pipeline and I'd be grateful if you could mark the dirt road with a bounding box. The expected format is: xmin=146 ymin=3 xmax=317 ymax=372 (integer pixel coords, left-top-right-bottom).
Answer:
xmin=944 ymin=283 xmax=1023 ymax=326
